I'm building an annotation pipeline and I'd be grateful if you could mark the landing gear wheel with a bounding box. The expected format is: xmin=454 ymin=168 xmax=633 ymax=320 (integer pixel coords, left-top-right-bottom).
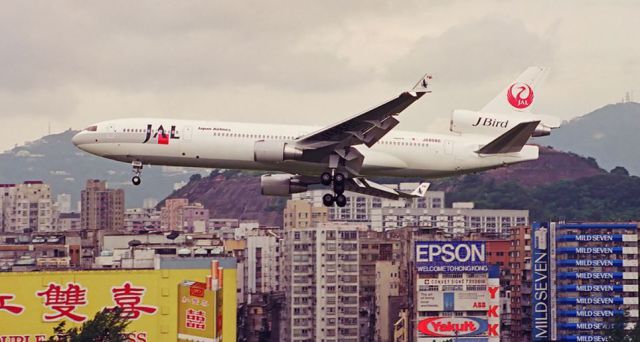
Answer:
xmin=333 ymin=172 xmax=345 ymax=185
xmin=333 ymin=182 xmax=345 ymax=195
xmin=320 ymin=172 xmax=332 ymax=186
xmin=322 ymin=193 xmax=335 ymax=207
xmin=335 ymin=194 xmax=347 ymax=207
xmin=131 ymin=161 xmax=143 ymax=186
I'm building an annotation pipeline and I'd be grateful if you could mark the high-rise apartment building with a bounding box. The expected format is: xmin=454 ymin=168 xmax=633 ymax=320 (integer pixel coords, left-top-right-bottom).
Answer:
xmin=359 ymin=230 xmax=404 ymax=341
xmin=246 ymin=229 xmax=281 ymax=304
xmin=181 ymin=203 xmax=209 ymax=233
xmin=508 ymin=225 xmax=533 ymax=342
xmin=123 ymin=208 xmax=161 ymax=232
xmin=292 ymin=185 xmax=444 ymax=224
xmin=283 ymin=199 xmax=328 ymax=229
xmin=281 ymin=221 xmax=369 ymax=342
xmin=292 ymin=187 xmax=525 ymax=235
xmin=55 ymin=193 xmax=72 ymax=214
xmin=80 ymin=180 xmax=124 ymax=231
xmin=371 ymin=205 xmax=528 ymax=235
xmin=159 ymin=198 xmax=189 ymax=231
xmin=0 ymin=181 xmax=54 ymax=233
xmin=375 ymin=260 xmax=402 ymax=342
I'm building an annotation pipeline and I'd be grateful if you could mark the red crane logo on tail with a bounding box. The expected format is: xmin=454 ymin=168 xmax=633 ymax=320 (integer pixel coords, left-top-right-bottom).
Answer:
xmin=507 ymin=83 xmax=534 ymax=109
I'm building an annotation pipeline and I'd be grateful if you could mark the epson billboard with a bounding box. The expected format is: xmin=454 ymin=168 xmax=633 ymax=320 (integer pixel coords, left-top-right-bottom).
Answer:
xmin=532 ymin=223 xmax=552 ymax=341
xmin=415 ymin=241 xmax=487 ymax=273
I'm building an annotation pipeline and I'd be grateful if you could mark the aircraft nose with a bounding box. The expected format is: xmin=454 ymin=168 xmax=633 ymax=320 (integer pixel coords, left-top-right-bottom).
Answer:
xmin=71 ymin=131 xmax=90 ymax=147
xmin=72 ymin=132 xmax=82 ymax=146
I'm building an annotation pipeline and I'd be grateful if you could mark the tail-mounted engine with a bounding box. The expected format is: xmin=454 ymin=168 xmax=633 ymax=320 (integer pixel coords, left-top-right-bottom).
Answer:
xmin=450 ymin=109 xmax=561 ymax=137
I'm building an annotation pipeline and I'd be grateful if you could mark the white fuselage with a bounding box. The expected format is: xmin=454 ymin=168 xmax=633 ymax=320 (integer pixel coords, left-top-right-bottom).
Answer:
xmin=72 ymin=118 xmax=539 ymax=178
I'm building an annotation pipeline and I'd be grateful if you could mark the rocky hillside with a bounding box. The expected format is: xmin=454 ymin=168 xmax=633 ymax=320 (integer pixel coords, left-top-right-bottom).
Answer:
xmin=459 ymin=146 xmax=606 ymax=187
xmin=164 ymin=147 xmax=607 ymax=226
xmin=162 ymin=171 xmax=286 ymax=226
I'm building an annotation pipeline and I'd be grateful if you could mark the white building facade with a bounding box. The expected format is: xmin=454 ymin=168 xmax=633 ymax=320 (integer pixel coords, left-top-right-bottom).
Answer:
xmin=281 ymin=222 xmax=368 ymax=342
xmin=245 ymin=229 xmax=281 ymax=303
xmin=0 ymin=182 xmax=54 ymax=233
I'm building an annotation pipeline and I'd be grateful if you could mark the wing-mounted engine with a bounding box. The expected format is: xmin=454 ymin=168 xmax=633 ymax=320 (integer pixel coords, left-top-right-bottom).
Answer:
xmin=254 ymin=140 xmax=304 ymax=163
xmin=260 ymin=174 xmax=308 ymax=196
xmin=450 ymin=109 xmax=561 ymax=137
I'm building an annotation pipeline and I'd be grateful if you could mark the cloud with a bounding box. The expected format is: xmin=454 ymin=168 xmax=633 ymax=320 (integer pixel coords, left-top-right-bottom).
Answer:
xmin=0 ymin=1 xmax=378 ymax=93
xmin=0 ymin=1 xmax=638 ymax=150
xmin=387 ymin=17 xmax=553 ymax=85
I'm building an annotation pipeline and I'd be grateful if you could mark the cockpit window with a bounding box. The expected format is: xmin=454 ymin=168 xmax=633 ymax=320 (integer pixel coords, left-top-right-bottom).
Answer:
xmin=84 ymin=125 xmax=98 ymax=132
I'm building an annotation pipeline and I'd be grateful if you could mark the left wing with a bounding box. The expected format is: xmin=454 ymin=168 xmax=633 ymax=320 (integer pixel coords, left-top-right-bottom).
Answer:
xmin=345 ymin=177 xmax=430 ymax=200
xmin=296 ymin=73 xmax=432 ymax=150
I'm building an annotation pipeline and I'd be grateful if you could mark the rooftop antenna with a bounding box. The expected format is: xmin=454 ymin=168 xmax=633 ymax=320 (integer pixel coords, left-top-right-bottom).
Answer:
xmin=48 ymin=122 xmax=51 ymax=135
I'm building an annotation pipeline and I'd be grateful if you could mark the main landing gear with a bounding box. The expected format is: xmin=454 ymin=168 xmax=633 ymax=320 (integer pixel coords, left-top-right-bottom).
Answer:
xmin=132 ymin=161 xmax=143 ymax=186
xmin=321 ymin=171 xmax=347 ymax=207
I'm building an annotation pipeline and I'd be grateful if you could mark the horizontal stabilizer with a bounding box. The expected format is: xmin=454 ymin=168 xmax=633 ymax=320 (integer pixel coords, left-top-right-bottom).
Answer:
xmin=476 ymin=121 xmax=540 ymax=154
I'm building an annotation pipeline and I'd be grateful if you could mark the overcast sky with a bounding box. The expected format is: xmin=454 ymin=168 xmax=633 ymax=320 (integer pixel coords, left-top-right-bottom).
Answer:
xmin=1 ymin=1 xmax=638 ymax=151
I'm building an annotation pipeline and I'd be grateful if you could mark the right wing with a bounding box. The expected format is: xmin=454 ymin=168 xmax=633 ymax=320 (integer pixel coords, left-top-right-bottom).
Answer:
xmin=295 ymin=73 xmax=433 ymax=151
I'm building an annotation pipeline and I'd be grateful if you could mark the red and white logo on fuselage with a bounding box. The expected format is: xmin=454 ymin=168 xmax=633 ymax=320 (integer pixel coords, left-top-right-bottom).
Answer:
xmin=142 ymin=124 xmax=180 ymax=145
xmin=507 ymin=83 xmax=534 ymax=109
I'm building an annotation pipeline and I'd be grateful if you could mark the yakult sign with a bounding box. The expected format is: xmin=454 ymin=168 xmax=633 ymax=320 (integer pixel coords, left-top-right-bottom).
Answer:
xmin=416 ymin=242 xmax=488 ymax=273
xmin=417 ymin=317 xmax=488 ymax=337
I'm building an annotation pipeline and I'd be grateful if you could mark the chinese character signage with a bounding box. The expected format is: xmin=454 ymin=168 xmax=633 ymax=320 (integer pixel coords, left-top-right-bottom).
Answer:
xmin=109 ymin=282 xmax=158 ymax=319
xmin=0 ymin=269 xmax=237 ymax=342
xmin=36 ymin=282 xmax=88 ymax=322
xmin=177 ymin=281 xmax=218 ymax=341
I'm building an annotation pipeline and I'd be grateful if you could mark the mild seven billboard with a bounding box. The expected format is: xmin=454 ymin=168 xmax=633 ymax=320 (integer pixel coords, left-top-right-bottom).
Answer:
xmin=532 ymin=223 xmax=552 ymax=341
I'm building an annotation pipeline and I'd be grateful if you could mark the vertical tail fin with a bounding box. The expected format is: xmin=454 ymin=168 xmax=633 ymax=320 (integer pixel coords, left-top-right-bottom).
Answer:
xmin=481 ymin=66 xmax=549 ymax=113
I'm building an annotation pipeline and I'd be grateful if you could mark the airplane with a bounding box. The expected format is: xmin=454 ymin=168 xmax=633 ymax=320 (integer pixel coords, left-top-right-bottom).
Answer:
xmin=73 ymin=66 xmax=560 ymax=207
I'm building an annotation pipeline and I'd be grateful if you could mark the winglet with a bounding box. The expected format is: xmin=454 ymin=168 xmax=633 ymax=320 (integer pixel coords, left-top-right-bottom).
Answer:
xmin=398 ymin=182 xmax=431 ymax=198
xmin=410 ymin=182 xmax=431 ymax=197
xmin=411 ymin=74 xmax=433 ymax=94
xmin=476 ymin=121 xmax=540 ymax=154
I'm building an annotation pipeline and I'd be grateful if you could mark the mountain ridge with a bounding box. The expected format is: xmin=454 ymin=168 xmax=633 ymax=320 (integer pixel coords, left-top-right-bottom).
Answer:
xmin=542 ymin=101 xmax=640 ymax=175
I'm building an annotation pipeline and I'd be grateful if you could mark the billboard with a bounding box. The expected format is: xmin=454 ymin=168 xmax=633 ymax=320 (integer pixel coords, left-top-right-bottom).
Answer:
xmin=532 ymin=223 xmax=552 ymax=341
xmin=0 ymin=269 xmax=236 ymax=342
xmin=556 ymin=234 xmax=636 ymax=242
xmin=178 ymin=281 xmax=217 ymax=341
xmin=557 ymin=272 xmax=637 ymax=280
xmin=417 ymin=291 xmax=488 ymax=311
xmin=415 ymin=241 xmax=487 ymax=273
xmin=557 ymin=284 xmax=638 ymax=292
xmin=417 ymin=316 xmax=488 ymax=338
xmin=416 ymin=265 xmax=500 ymax=342
xmin=486 ymin=265 xmax=500 ymax=341
xmin=417 ymin=277 xmax=488 ymax=287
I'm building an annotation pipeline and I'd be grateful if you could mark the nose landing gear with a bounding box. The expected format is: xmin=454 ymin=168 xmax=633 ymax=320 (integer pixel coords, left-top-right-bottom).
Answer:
xmin=320 ymin=171 xmax=347 ymax=207
xmin=131 ymin=161 xmax=143 ymax=186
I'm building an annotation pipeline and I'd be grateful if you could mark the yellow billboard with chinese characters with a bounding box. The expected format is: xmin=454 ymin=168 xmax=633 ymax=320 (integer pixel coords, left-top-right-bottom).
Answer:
xmin=0 ymin=269 xmax=236 ymax=342
xmin=177 ymin=281 xmax=218 ymax=341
